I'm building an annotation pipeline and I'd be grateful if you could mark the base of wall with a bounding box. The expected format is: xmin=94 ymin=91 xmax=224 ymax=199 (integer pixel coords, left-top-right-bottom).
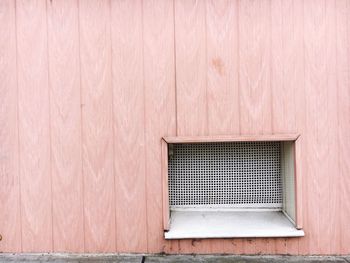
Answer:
xmin=0 ymin=254 xmax=348 ymax=262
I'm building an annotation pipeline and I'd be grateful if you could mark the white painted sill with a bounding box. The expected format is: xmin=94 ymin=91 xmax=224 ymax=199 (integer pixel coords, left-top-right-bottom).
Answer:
xmin=164 ymin=210 xmax=304 ymax=239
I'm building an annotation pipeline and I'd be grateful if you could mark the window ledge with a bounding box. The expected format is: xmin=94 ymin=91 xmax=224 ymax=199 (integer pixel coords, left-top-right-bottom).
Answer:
xmin=164 ymin=210 xmax=304 ymax=239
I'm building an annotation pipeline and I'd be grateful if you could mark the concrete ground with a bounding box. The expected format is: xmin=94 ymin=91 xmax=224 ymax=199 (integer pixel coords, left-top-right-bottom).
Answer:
xmin=0 ymin=254 xmax=350 ymax=263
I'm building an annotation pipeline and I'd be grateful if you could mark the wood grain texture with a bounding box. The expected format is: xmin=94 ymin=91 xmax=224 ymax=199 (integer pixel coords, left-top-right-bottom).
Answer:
xmin=16 ymin=0 xmax=52 ymax=252
xmin=79 ymin=0 xmax=116 ymax=252
xmin=238 ymin=0 xmax=272 ymax=254
xmin=238 ymin=0 xmax=272 ymax=136
xmin=205 ymin=6 xmax=239 ymax=252
xmin=337 ymin=0 xmax=350 ymax=254
xmin=328 ymin=1 xmax=342 ymax=253
xmin=299 ymin=1 xmax=325 ymax=254
xmin=292 ymin=0 xmax=307 ymax=256
xmin=174 ymin=0 xmax=211 ymax=254
xmin=0 ymin=0 xmax=21 ymax=252
xmin=303 ymin=0 xmax=329 ymax=254
xmin=206 ymin=0 xmax=239 ymax=136
xmin=0 ymin=0 xmax=349 ymax=255
xmin=143 ymin=0 xmax=176 ymax=253
xmin=270 ymin=11 xmax=287 ymax=258
xmin=47 ymin=0 xmax=84 ymax=252
xmin=284 ymin=0 xmax=304 ymax=254
xmin=271 ymin=0 xmax=297 ymax=134
xmin=175 ymin=0 xmax=207 ymax=137
xmin=111 ymin=0 xmax=147 ymax=253
xmin=270 ymin=0 xmax=304 ymax=255
xmin=323 ymin=0 xmax=338 ymax=255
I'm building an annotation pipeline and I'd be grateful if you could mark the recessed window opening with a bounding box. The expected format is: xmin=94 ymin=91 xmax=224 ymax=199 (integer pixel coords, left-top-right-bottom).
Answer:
xmin=163 ymin=137 xmax=304 ymax=239
xmin=169 ymin=141 xmax=282 ymax=210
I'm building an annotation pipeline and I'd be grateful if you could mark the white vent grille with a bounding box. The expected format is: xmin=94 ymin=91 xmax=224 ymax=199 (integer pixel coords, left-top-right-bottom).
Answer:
xmin=168 ymin=141 xmax=282 ymax=209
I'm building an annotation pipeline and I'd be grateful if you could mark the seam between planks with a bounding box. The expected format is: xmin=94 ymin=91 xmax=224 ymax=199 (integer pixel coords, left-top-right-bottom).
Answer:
xmin=108 ymin=0 xmax=118 ymax=252
xmin=14 ymin=0 xmax=23 ymax=253
xmin=77 ymin=0 xmax=86 ymax=252
xmin=140 ymin=0 xmax=149 ymax=253
xmin=45 ymin=0 xmax=54 ymax=251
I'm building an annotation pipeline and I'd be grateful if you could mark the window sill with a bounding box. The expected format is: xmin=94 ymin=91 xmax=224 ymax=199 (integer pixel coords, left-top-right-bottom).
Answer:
xmin=164 ymin=210 xmax=304 ymax=239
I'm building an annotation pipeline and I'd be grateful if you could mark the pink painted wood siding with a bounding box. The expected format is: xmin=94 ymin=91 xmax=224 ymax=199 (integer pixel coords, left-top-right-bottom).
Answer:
xmin=0 ymin=0 xmax=349 ymax=255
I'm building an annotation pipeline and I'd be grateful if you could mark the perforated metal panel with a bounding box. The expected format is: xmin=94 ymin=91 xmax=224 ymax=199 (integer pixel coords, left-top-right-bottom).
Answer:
xmin=168 ymin=141 xmax=282 ymax=209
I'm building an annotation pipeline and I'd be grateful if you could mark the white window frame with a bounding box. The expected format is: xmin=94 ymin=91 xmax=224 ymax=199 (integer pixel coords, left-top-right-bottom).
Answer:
xmin=161 ymin=134 xmax=304 ymax=239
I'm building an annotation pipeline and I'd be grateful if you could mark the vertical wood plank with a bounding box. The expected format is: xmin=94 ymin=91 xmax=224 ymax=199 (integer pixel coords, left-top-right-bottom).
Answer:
xmin=269 ymin=0 xmax=284 ymax=254
xmin=206 ymin=0 xmax=240 ymax=136
xmin=323 ymin=0 xmax=338 ymax=255
xmin=303 ymin=0 xmax=328 ymax=254
xmin=327 ymin=0 xmax=341 ymax=254
xmin=0 ymin=0 xmax=21 ymax=253
xmin=16 ymin=0 xmax=52 ymax=252
xmin=164 ymin=238 xmax=180 ymax=254
xmin=47 ymin=0 xmax=84 ymax=252
xmin=143 ymin=0 xmax=176 ymax=253
xmin=298 ymin=0 xmax=319 ymax=254
xmin=323 ymin=1 xmax=340 ymax=254
xmin=111 ymin=0 xmax=147 ymax=253
xmin=271 ymin=0 xmax=296 ymax=134
xmin=175 ymin=0 xmax=207 ymax=137
xmin=285 ymin=0 xmax=305 ymax=254
xmin=238 ymin=0 xmax=272 ymax=136
xmin=174 ymin=0 xmax=210 ymax=253
xmin=205 ymin=0 xmax=242 ymax=254
xmin=293 ymin=0 xmax=308 ymax=256
xmin=238 ymin=0 xmax=272 ymax=254
xmin=337 ymin=0 xmax=350 ymax=255
xmin=270 ymin=0 xmax=305 ymax=255
xmin=79 ymin=0 xmax=116 ymax=252
xmin=269 ymin=0 xmax=288 ymax=254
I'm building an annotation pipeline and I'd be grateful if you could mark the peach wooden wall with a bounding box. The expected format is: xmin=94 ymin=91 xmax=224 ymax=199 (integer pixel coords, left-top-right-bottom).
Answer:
xmin=0 ymin=0 xmax=349 ymax=255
